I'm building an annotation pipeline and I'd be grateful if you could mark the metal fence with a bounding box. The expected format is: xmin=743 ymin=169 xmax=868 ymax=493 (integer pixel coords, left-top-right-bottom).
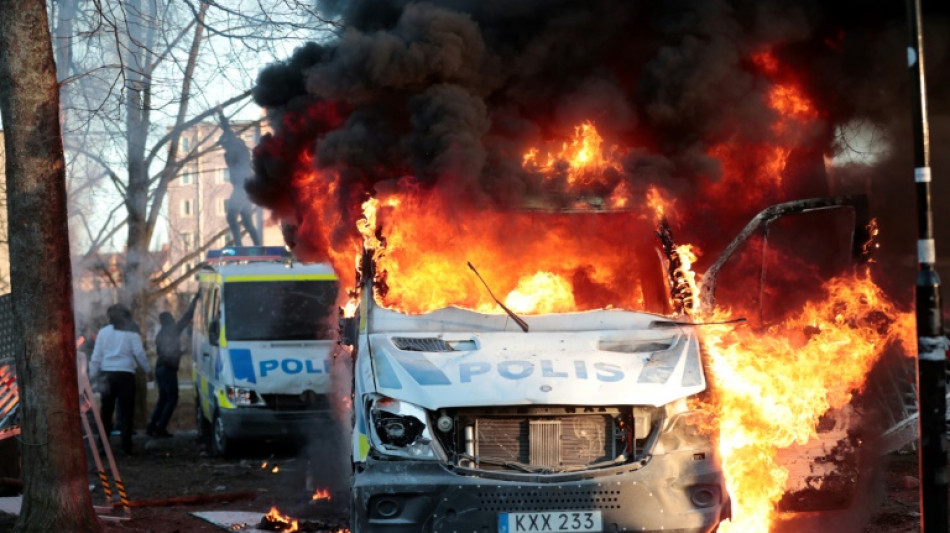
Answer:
xmin=0 ymin=293 xmax=18 ymax=440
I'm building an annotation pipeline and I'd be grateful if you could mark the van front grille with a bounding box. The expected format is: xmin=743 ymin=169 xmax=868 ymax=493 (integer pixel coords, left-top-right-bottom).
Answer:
xmin=259 ymin=392 xmax=331 ymax=411
xmin=473 ymin=415 xmax=615 ymax=469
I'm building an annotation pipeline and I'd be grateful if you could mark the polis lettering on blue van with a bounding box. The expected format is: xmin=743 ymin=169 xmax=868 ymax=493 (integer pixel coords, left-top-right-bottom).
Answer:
xmin=574 ymin=360 xmax=589 ymax=379
xmin=594 ymin=362 xmax=624 ymax=382
xmin=459 ymin=362 xmax=490 ymax=383
xmin=498 ymin=360 xmax=534 ymax=380
xmin=260 ymin=360 xmax=279 ymax=377
xmin=259 ymin=358 xmax=331 ymax=377
xmin=282 ymin=359 xmax=303 ymax=374
xmin=541 ymin=360 xmax=568 ymax=378
xmin=304 ymin=359 xmax=330 ymax=374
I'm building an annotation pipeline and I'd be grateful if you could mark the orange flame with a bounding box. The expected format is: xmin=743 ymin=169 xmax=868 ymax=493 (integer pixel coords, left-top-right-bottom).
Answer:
xmin=703 ymin=272 xmax=914 ymax=532
xmin=671 ymin=244 xmax=700 ymax=316
xmin=504 ymin=272 xmax=576 ymax=314
xmin=646 ymin=185 xmax=673 ymax=222
xmin=311 ymin=488 xmax=332 ymax=501
xmin=264 ymin=506 xmax=299 ymax=532
xmin=353 ymin=191 xmax=670 ymax=315
xmin=522 ymin=121 xmax=624 ymax=188
xmin=706 ymin=50 xmax=821 ymax=207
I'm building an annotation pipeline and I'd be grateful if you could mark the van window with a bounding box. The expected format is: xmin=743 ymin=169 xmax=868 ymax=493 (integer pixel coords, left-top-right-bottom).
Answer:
xmin=195 ymin=285 xmax=207 ymax=334
xmin=200 ymin=285 xmax=220 ymax=336
xmin=223 ymin=280 xmax=337 ymax=341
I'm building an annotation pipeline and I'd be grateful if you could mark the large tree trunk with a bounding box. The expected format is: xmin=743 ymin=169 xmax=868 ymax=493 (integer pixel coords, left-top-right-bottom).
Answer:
xmin=0 ymin=2 xmax=102 ymax=532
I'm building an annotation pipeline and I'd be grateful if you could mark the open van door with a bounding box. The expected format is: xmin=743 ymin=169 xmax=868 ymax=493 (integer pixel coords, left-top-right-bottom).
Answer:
xmin=697 ymin=195 xmax=911 ymax=516
xmin=699 ymin=195 xmax=872 ymax=319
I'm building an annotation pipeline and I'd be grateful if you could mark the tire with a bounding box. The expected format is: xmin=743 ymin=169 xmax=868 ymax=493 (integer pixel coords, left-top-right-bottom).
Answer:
xmin=195 ymin=392 xmax=211 ymax=443
xmin=211 ymin=409 xmax=231 ymax=457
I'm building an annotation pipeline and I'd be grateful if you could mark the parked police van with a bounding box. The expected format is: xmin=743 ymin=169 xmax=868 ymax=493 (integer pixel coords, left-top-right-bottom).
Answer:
xmin=192 ymin=246 xmax=339 ymax=455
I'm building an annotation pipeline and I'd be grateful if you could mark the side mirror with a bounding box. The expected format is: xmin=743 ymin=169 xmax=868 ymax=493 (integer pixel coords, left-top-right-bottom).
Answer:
xmin=340 ymin=315 xmax=358 ymax=347
xmin=209 ymin=319 xmax=220 ymax=347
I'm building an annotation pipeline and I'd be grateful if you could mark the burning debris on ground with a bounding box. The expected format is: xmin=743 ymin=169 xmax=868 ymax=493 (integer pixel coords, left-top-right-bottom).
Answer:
xmin=258 ymin=506 xmax=347 ymax=532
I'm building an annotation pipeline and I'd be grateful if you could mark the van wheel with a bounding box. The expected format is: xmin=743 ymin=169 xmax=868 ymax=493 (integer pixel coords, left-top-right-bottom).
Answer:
xmin=195 ymin=393 xmax=211 ymax=443
xmin=211 ymin=410 xmax=231 ymax=456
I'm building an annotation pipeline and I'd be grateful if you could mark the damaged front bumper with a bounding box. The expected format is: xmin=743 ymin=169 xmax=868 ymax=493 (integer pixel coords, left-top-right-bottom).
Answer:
xmin=350 ymin=448 xmax=729 ymax=533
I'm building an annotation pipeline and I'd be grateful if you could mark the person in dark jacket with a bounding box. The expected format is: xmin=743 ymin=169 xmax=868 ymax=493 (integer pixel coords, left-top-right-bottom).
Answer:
xmin=147 ymin=294 xmax=199 ymax=438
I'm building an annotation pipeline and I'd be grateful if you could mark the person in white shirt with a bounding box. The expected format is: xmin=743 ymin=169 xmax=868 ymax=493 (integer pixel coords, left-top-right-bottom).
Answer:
xmin=90 ymin=304 xmax=153 ymax=455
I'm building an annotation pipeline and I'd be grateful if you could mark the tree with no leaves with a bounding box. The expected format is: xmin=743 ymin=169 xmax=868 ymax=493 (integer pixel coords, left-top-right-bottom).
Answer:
xmin=55 ymin=0 xmax=338 ymax=327
xmin=0 ymin=0 xmax=102 ymax=531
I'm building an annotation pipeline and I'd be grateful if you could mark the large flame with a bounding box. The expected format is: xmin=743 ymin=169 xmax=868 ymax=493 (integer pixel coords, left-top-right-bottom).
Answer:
xmin=703 ymin=271 xmax=914 ymax=532
xmin=349 ymin=188 xmax=669 ymax=315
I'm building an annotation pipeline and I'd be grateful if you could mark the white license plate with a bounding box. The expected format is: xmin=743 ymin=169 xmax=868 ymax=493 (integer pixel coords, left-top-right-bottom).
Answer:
xmin=498 ymin=511 xmax=602 ymax=533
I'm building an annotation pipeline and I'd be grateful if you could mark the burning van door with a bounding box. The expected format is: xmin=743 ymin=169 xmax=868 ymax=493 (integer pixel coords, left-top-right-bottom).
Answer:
xmin=699 ymin=195 xmax=871 ymax=318
xmin=699 ymin=195 xmax=889 ymax=516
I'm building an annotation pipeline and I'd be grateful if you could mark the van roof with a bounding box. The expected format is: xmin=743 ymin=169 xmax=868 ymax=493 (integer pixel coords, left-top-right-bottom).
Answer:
xmin=199 ymin=260 xmax=337 ymax=280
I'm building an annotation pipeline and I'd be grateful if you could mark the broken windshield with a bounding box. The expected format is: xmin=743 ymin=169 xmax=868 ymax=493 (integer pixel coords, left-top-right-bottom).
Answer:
xmin=223 ymin=280 xmax=338 ymax=341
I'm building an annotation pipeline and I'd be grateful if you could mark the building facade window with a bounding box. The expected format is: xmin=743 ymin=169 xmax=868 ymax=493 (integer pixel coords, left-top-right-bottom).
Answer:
xmin=181 ymin=169 xmax=194 ymax=185
xmin=181 ymin=199 xmax=193 ymax=217
xmin=217 ymin=197 xmax=227 ymax=215
xmin=181 ymin=232 xmax=192 ymax=250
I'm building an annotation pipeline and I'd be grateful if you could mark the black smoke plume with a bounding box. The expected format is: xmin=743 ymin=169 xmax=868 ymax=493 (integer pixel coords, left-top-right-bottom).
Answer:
xmin=249 ymin=0 xmax=950 ymax=292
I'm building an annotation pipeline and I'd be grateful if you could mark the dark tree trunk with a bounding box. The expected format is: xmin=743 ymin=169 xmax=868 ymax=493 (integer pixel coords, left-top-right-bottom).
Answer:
xmin=0 ymin=1 xmax=102 ymax=532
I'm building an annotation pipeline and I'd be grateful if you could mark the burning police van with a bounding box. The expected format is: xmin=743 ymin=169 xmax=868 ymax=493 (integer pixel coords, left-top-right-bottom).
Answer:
xmin=346 ymin=252 xmax=730 ymax=533
xmin=192 ymin=246 xmax=339 ymax=455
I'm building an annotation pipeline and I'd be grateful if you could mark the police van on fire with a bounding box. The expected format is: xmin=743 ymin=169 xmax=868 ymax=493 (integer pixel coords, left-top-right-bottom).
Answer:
xmin=344 ymin=196 xmax=872 ymax=533
xmin=344 ymin=247 xmax=732 ymax=533
xmin=192 ymin=246 xmax=339 ymax=455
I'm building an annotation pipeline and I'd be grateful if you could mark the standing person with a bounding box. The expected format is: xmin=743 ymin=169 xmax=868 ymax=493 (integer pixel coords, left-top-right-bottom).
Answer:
xmin=89 ymin=304 xmax=153 ymax=455
xmin=217 ymin=110 xmax=262 ymax=247
xmin=147 ymin=293 xmax=199 ymax=438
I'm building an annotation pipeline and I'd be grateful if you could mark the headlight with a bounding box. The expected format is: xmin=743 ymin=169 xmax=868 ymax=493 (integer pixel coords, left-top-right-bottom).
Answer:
xmin=368 ymin=396 xmax=437 ymax=459
xmin=225 ymin=386 xmax=265 ymax=407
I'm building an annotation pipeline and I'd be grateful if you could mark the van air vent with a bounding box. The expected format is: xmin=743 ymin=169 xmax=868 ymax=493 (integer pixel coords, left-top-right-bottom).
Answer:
xmin=392 ymin=337 xmax=455 ymax=352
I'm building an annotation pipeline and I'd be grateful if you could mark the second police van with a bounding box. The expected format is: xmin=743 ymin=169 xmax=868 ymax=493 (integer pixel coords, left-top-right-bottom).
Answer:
xmin=192 ymin=246 xmax=339 ymax=455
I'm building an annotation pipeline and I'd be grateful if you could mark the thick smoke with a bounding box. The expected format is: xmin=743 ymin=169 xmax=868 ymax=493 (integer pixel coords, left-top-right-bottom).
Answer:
xmin=249 ymin=0 xmax=950 ymax=289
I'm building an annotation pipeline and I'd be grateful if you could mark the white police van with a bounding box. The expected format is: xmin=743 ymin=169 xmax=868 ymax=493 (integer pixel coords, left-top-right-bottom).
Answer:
xmin=345 ymin=256 xmax=730 ymax=533
xmin=192 ymin=246 xmax=339 ymax=455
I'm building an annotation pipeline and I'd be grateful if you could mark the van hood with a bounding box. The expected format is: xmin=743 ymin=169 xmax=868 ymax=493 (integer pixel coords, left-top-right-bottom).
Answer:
xmin=365 ymin=322 xmax=705 ymax=410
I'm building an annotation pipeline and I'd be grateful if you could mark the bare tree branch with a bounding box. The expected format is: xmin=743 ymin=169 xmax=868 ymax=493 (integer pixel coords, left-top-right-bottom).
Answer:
xmin=150 ymin=225 xmax=229 ymax=287
xmin=142 ymin=89 xmax=251 ymax=169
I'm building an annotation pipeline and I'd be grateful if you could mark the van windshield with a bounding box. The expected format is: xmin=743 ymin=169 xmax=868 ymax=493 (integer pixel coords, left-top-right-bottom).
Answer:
xmin=223 ymin=280 xmax=338 ymax=341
